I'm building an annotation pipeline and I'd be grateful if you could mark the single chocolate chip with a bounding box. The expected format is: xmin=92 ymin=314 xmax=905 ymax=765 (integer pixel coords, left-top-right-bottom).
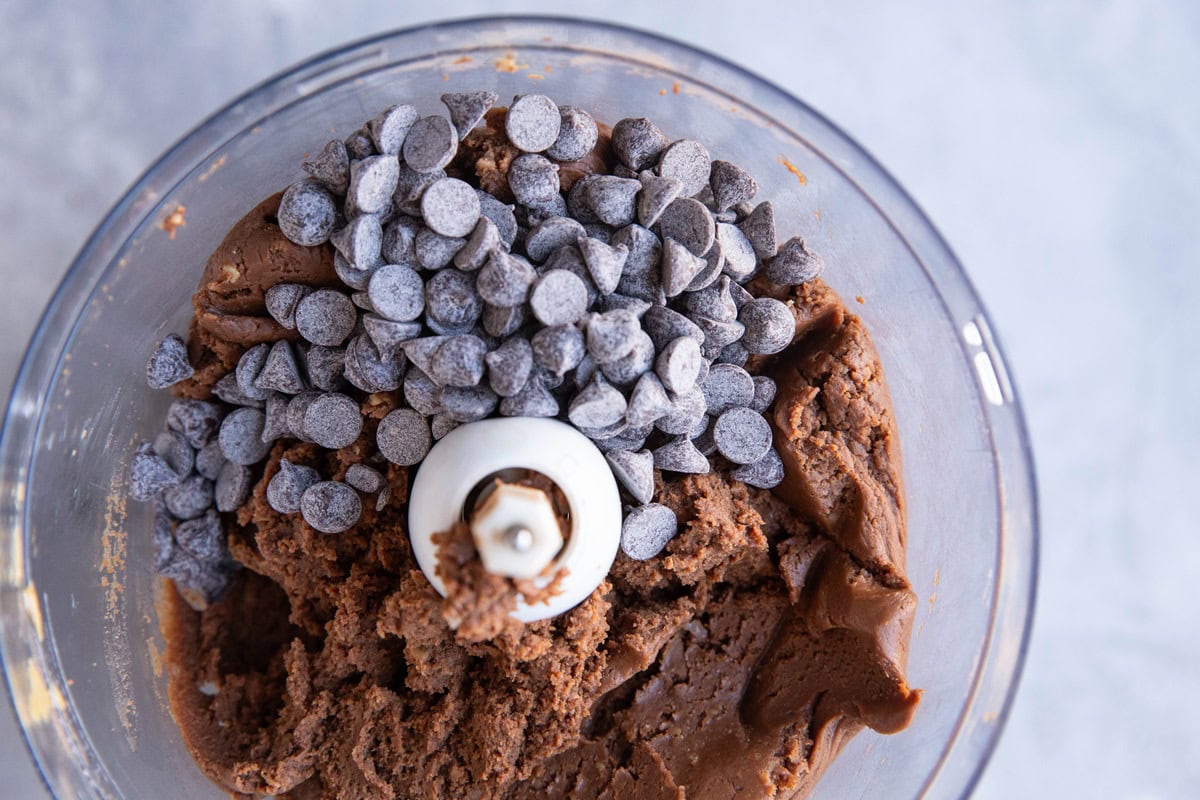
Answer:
xmin=403 ymin=115 xmax=458 ymax=172
xmin=545 ymin=104 xmax=599 ymax=161
xmin=713 ymin=407 xmax=773 ymax=465
xmin=732 ymin=447 xmax=785 ymax=489
xmin=657 ymin=386 xmax=707 ymax=437
xmin=394 ymin=163 xmax=445 ymax=217
xmin=430 ymin=335 xmax=488 ymax=387
xmin=344 ymin=127 xmax=376 ymax=160
xmin=526 ymin=216 xmax=586 ymax=263
xmin=530 ymin=269 xmax=588 ymax=326
xmin=600 ymin=293 xmax=651 ymax=318
xmin=580 ymin=175 xmax=641 ymax=227
xmin=441 ymin=384 xmax=499 ymax=423
xmin=154 ymin=429 xmax=194 ymax=477
xmin=214 ymin=461 xmax=252 ymax=512
xmin=381 ymin=216 xmax=421 ymax=266
xmin=254 ymin=340 xmax=306 ymax=395
xmin=684 ymin=277 xmax=738 ymax=323
xmin=266 ymin=459 xmax=321 ymax=514
xmin=717 ymin=341 xmax=749 ymax=367
xmin=261 ymin=392 xmax=290 ymax=443
xmin=367 ymin=264 xmax=425 ymax=323
xmin=425 ymin=269 xmax=482 ymax=330
xmin=577 ymin=418 xmax=629 ymax=442
xmin=164 ymin=474 xmax=214 ymax=520
xmin=593 ymin=422 xmax=653 ymax=453
xmin=421 ymin=177 xmax=481 ymax=238
xmin=505 ymin=94 xmax=561 ymax=152
xmin=265 ymin=284 xmax=313 ymax=330
xmin=599 ymin=330 xmax=655 ymax=386
xmin=750 ymin=376 xmax=778 ymax=414
xmin=498 ymin=373 xmax=560 ymax=418
xmin=626 ymin=372 xmax=672 ymax=427
xmin=302 ymin=393 xmax=362 ymax=449
xmin=303 ymin=139 xmax=351 ymax=194
xmin=172 ymin=509 xmax=226 ymax=566
xmin=686 ymin=239 xmax=725 ymax=292
xmin=344 ymin=334 xmax=405 ymax=393
xmin=478 ymin=190 xmax=518 ymax=247
xmin=569 ymin=377 xmax=628 ymax=429
xmin=158 ymin=548 xmax=231 ymax=603
xmin=477 ymin=250 xmax=537 ymax=308
xmin=368 ymin=104 xmax=419 ymax=155
xmin=428 ymin=412 xmax=458 ymax=440
xmin=331 ymin=213 xmax=383 ymax=270
xmin=621 ymin=503 xmax=678 ymax=559
xmin=302 ymin=345 xmax=347 ymax=392
xmin=377 ymin=408 xmax=432 ymax=466
xmin=585 ymin=309 xmax=640 ymax=364
xmin=415 ymin=227 xmax=466 ymax=270
xmin=611 ymin=117 xmax=667 ymax=171
xmin=441 ymin=91 xmax=499 ymax=139
xmin=700 ymin=363 xmax=755 ymax=414
xmin=660 ymin=237 xmax=707 ymax=298
xmin=130 ymin=441 xmax=181 ymax=500
xmin=637 ymin=171 xmax=683 ymax=228
xmin=766 ymin=237 xmax=825 ymax=285
xmin=349 ymin=155 xmax=400 ymax=216
xmin=333 ymin=252 xmax=379 ymax=291
xmin=655 ymin=336 xmax=703 ymax=394
xmin=278 ymin=180 xmax=337 ymax=246
xmin=194 ymin=440 xmax=226 ymax=481
xmin=295 ymin=289 xmax=357 ymax=347
xmin=508 ymin=153 xmax=561 ymax=208
xmin=482 ymin=302 xmax=526 ymax=338
xmin=399 ymin=336 xmax=446 ymax=378
xmin=577 ymin=236 xmax=628 ymax=295
xmin=531 ymin=324 xmax=585 ymax=376
xmin=693 ymin=316 xmax=746 ymax=352
xmin=301 ymin=481 xmax=362 ymax=534
xmin=403 ymin=367 xmax=444 ymax=415
xmin=643 ymin=305 xmax=704 ymax=349
xmin=486 ymin=337 xmax=534 ymax=397
xmin=453 ymin=216 xmax=501 ymax=271
xmin=656 ymin=139 xmax=711 ymax=197
xmin=361 ymin=315 xmax=420 ymax=362
xmin=219 ymin=407 xmax=272 ymax=465
xmin=717 ymin=222 xmax=757 ymax=283
xmin=653 ymin=435 xmax=711 ymax=474
xmin=345 ymin=463 xmax=386 ymax=494
xmin=740 ymin=297 xmax=795 ymax=354
xmin=233 ymin=343 xmax=271 ymax=403
xmin=658 ymin=197 xmax=715 ymax=256
xmin=146 ymin=334 xmax=193 ymax=389
xmin=166 ymin=399 xmax=221 ymax=449
xmin=709 ymin=160 xmax=758 ymax=213
xmin=285 ymin=391 xmax=321 ymax=441
xmin=212 ymin=373 xmax=262 ymax=408
xmin=605 ymin=449 xmax=654 ymax=505
xmin=612 ymin=223 xmax=661 ymax=276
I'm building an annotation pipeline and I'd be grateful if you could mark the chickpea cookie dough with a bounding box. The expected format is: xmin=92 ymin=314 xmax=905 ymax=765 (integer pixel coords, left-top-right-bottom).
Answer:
xmin=132 ymin=94 xmax=920 ymax=799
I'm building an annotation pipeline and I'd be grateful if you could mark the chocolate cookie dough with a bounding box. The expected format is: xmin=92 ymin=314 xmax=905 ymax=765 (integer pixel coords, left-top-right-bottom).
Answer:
xmin=159 ymin=108 xmax=919 ymax=800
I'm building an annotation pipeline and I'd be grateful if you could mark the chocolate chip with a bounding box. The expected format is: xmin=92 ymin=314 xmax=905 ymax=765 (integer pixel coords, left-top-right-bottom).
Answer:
xmin=656 ymin=139 xmax=711 ymax=197
xmin=166 ymin=399 xmax=221 ymax=449
xmin=600 ymin=293 xmax=651 ymax=318
xmin=545 ymin=104 xmax=599 ymax=161
xmin=261 ymin=393 xmax=290 ymax=443
xmin=750 ymin=376 xmax=778 ymax=414
xmin=146 ymin=334 xmax=193 ymax=389
xmin=366 ymin=264 xmax=424 ymax=323
xmin=403 ymin=368 xmax=444 ymax=415
xmin=234 ymin=343 xmax=271 ymax=402
xmin=579 ymin=175 xmax=641 ymax=227
xmin=505 ymin=94 xmax=561 ymax=152
xmin=285 ymin=391 xmax=321 ymax=441
xmin=278 ymin=180 xmax=337 ymax=246
xmin=684 ymin=277 xmax=738 ymax=323
xmin=766 ymin=236 xmax=825 ymax=285
xmin=331 ymin=214 xmax=383 ymax=270
xmin=621 ymin=503 xmax=678 ymax=559
xmin=295 ymin=289 xmax=357 ymax=347
xmin=441 ymin=384 xmax=499 ymax=422
xmin=508 ymin=153 xmax=561 ymax=208
xmin=368 ymin=104 xmax=419 ymax=155
xmin=700 ymin=363 xmax=755 ymax=414
xmin=478 ymin=190 xmax=518 ymax=247
xmin=301 ymin=481 xmax=362 ymax=534
xmin=453 ymin=216 xmax=501 ymax=271
xmin=498 ymin=373 xmax=560 ymax=418
xmin=403 ymin=115 xmax=458 ymax=172
xmin=254 ymin=340 xmax=306 ymax=395
xmin=740 ymin=297 xmax=795 ymax=354
xmin=717 ymin=222 xmax=757 ymax=282
xmin=394 ymin=163 xmax=445 ymax=216
xmin=431 ymin=335 xmax=488 ymax=387
xmin=529 ymin=269 xmax=588 ymax=326
xmin=377 ymin=408 xmax=432 ymax=466
xmin=526 ymin=216 xmax=586 ymax=263
xmin=344 ymin=333 xmax=405 ymax=393
xmin=658 ymin=197 xmax=715 ymax=256
xmin=599 ymin=330 xmax=655 ymax=386
xmin=302 ymin=393 xmax=362 ymax=449
xmin=130 ymin=441 xmax=181 ymax=500
xmin=686 ymin=240 xmax=725 ymax=292
xmin=637 ymin=171 xmax=683 ymax=228
xmin=485 ymin=337 xmax=534 ymax=397
xmin=212 ymin=373 xmax=263 ymax=408
xmin=399 ymin=336 xmax=446 ymax=378
xmin=531 ymin=324 xmax=585 ymax=376
xmin=605 ymin=449 xmax=654 ymax=505
xmin=154 ymin=429 xmax=194 ymax=477
xmin=482 ymin=302 xmax=527 ymax=338
xmin=693 ymin=316 xmax=746 ymax=353
xmin=584 ymin=309 xmax=640 ymax=364
xmin=267 ymin=459 xmax=321 ymax=514
xmin=343 ymin=464 xmax=383 ymax=495
xmin=655 ymin=336 xmax=702 ymax=394
xmin=568 ymin=377 xmax=628 ymax=429
xmin=424 ymin=269 xmax=482 ymax=332
xmin=643 ymin=305 xmax=704 ymax=349
xmin=717 ymin=341 xmax=749 ymax=367
xmin=577 ymin=236 xmax=628 ymax=295
xmin=709 ymin=160 xmax=758 ymax=213
xmin=713 ymin=407 xmax=773 ymax=465
xmin=732 ymin=447 xmax=785 ymax=489
xmin=333 ymin=252 xmax=379 ymax=291
xmin=194 ymin=440 xmax=226 ymax=481
xmin=626 ymin=372 xmax=672 ymax=427
xmin=477 ymin=250 xmax=537 ymax=308
xmin=219 ymin=407 xmax=272 ymax=465
xmin=421 ymin=177 xmax=481 ymax=238
xmin=660 ymin=238 xmax=707 ymax=298
xmin=164 ymin=474 xmax=214 ymax=520
xmin=158 ymin=548 xmax=231 ymax=604
xmin=303 ymin=139 xmax=351 ymax=194
xmin=441 ymin=91 xmax=499 ymax=139
xmin=657 ymin=385 xmax=708 ymax=436
xmin=382 ymin=216 xmax=421 ymax=266
xmin=344 ymin=128 xmax=375 ymax=160
xmin=361 ymin=315 xmax=421 ymax=361
xmin=349 ymin=155 xmax=400 ymax=216
xmin=303 ymin=345 xmax=347 ymax=392
xmin=611 ymin=117 xmax=668 ymax=171
xmin=594 ymin=422 xmax=653 ymax=453
xmin=415 ymin=227 xmax=466 ymax=270
xmin=152 ymin=511 xmax=176 ymax=569
xmin=653 ymin=435 xmax=710 ymax=474
xmin=264 ymin=284 xmax=313 ymax=330
xmin=543 ymin=244 xmax=599 ymax=307
xmin=214 ymin=461 xmax=252 ymax=512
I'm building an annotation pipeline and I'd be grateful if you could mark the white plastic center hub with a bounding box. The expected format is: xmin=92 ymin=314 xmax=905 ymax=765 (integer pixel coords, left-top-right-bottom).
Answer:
xmin=408 ymin=417 xmax=622 ymax=622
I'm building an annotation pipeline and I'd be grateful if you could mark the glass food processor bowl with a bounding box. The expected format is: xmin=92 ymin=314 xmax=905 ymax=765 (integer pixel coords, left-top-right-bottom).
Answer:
xmin=0 ymin=16 xmax=1037 ymax=799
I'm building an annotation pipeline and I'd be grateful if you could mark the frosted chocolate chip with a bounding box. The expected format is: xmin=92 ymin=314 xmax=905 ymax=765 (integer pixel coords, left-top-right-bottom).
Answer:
xmin=626 ymin=372 xmax=672 ymax=427
xmin=285 ymin=391 xmax=320 ymax=441
xmin=302 ymin=393 xmax=362 ymax=450
xmin=441 ymin=384 xmax=499 ymax=423
xmin=377 ymin=408 xmax=432 ymax=466
xmin=545 ymin=104 xmax=599 ymax=161
xmin=478 ymin=191 xmax=518 ymax=248
xmin=582 ymin=223 xmax=614 ymax=243
xmin=612 ymin=223 xmax=661 ymax=276
xmin=218 ymin=407 xmax=271 ymax=465
xmin=482 ymin=302 xmax=526 ymax=338
xmin=585 ymin=309 xmax=640 ymax=364
xmin=637 ymin=171 xmax=683 ymax=228
xmin=158 ymin=547 xmax=231 ymax=603
xmin=393 ymin=163 xmax=444 ymax=217
xmin=732 ymin=447 xmax=785 ymax=489
xmin=522 ymin=218 xmax=580 ymax=265
xmin=611 ymin=117 xmax=668 ymax=171
xmin=331 ymin=213 xmax=383 ymax=270
xmin=717 ymin=341 xmax=749 ymax=367
xmin=600 ymin=293 xmax=651 ymax=318
xmin=212 ymin=373 xmax=262 ymax=408
xmin=594 ymin=422 xmax=653 ymax=453
xmin=750 ymin=376 xmax=778 ymax=414
xmin=656 ymin=139 xmax=711 ymax=197
xmin=686 ymin=240 xmax=725 ymax=292
xmin=301 ymin=481 xmax=361 ymax=534
xmin=684 ymin=277 xmax=738 ymax=323
xmin=264 ymin=284 xmax=312 ymax=330
xmin=656 ymin=385 xmax=707 ymax=435
xmin=529 ymin=269 xmax=588 ymax=326
xmin=709 ymin=160 xmax=758 ymax=213
xmin=653 ymin=435 xmax=710 ymax=475
xmin=333 ymin=252 xmax=378 ymax=291
xmin=655 ymin=336 xmax=702 ymax=394
xmin=266 ymin=460 xmax=320 ymax=514
xmin=498 ymin=374 xmax=560 ymax=418
xmin=381 ymin=216 xmax=421 ymax=266
xmin=362 ymin=315 xmax=421 ymax=361
xmin=278 ymin=180 xmax=336 ymax=246
xmin=214 ymin=461 xmax=252 ymax=512
xmin=660 ymin=237 xmax=707 ymax=297
xmin=425 ymin=269 xmax=482 ymax=331
xmin=612 ymin=164 xmax=638 ymax=179
xmin=577 ymin=418 xmax=629 ymax=442
xmin=599 ymin=330 xmax=655 ymax=386
xmin=658 ymin=198 xmax=715 ymax=256
xmin=505 ymin=94 xmax=561 ymax=152
xmin=345 ymin=464 xmax=385 ymax=495
xmin=349 ymin=155 xmax=400 ymax=216
xmin=713 ymin=407 xmax=773 ymax=465
xmin=693 ymin=316 xmax=746 ymax=353
xmin=643 ymin=306 xmax=704 ymax=349
xmin=531 ymin=324 xmax=585 ymax=376
xmin=430 ymin=335 xmax=488 ymax=387
xmin=577 ymin=236 xmax=628 ymax=295
xmin=295 ymin=289 xmax=356 ymax=347
xmin=508 ymin=153 xmax=561 ymax=208
xmin=566 ymin=175 xmax=603 ymax=224
xmin=573 ymin=354 xmax=598 ymax=390
xmin=366 ymin=264 xmax=424 ymax=323
xmin=194 ymin=440 xmax=226 ymax=481
xmin=736 ymin=200 xmax=779 ymax=261
xmin=231 ymin=346 xmax=271 ymax=406
xmin=605 ymin=449 xmax=654 ymax=505
xmin=441 ymin=90 xmax=499 ymax=139
xmin=543 ymin=244 xmax=599 ymax=308
xmin=164 ymin=474 xmax=214 ymax=520
xmin=476 ymin=251 xmax=535 ymax=308
xmin=399 ymin=336 xmax=446 ymax=379
xmin=453 ymin=216 xmax=501 ymax=271
xmin=727 ymin=279 xmax=755 ymax=311
xmin=344 ymin=334 xmax=405 ymax=393
xmin=740 ymin=297 xmax=795 ymax=354
xmin=174 ymin=509 xmax=226 ymax=565
xmin=303 ymin=139 xmax=351 ymax=194
xmin=146 ymin=334 xmax=193 ymax=389
xmin=403 ymin=115 xmax=458 ymax=172
xmin=167 ymin=399 xmax=221 ymax=449
xmin=415 ymin=227 xmax=466 ymax=270
xmin=403 ymin=368 xmax=443 ymax=415
xmin=521 ymin=192 xmax=569 ymax=226
xmin=130 ymin=441 xmax=181 ymax=500
xmin=153 ymin=430 xmax=193 ymax=477
xmin=261 ymin=393 xmax=290 ymax=443
xmin=421 ymin=177 xmax=481 ymax=238
xmin=569 ymin=377 xmax=628 ymax=429
xmin=254 ymin=341 xmax=306 ymax=395
xmin=344 ymin=128 xmax=375 ymax=160
xmin=717 ymin=223 xmax=757 ymax=282
xmin=485 ymin=337 xmax=533 ymax=397
xmin=429 ymin=412 xmax=458 ymax=440
xmin=301 ymin=345 xmax=346 ymax=392
xmin=700 ymin=363 xmax=755 ymax=414
xmin=766 ymin=237 xmax=825 ymax=285
xmin=368 ymin=104 xmax=418 ymax=155
xmin=691 ymin=416 xmax=718 ymax=456
xmin=579 ymin=175 xmax=641 ymax=227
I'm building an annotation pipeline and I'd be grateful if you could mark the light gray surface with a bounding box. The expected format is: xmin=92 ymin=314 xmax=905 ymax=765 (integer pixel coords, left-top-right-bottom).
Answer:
xmin=1 ymin=1 xmax=1197 ymax=798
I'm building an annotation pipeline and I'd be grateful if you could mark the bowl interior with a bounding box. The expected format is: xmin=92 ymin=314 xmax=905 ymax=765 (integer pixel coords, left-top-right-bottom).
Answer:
xmin=0 ymin=18 xmax=1034 ymax=800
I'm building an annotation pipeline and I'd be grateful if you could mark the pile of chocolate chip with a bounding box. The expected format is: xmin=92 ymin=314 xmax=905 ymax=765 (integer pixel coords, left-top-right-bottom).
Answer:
xmin=131 ymin=91 xmax=825 ymax=600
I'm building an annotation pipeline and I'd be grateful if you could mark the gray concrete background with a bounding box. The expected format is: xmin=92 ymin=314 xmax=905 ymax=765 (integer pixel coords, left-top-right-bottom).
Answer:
xmin=1 ymin=1 xmax=1197 ymax=798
